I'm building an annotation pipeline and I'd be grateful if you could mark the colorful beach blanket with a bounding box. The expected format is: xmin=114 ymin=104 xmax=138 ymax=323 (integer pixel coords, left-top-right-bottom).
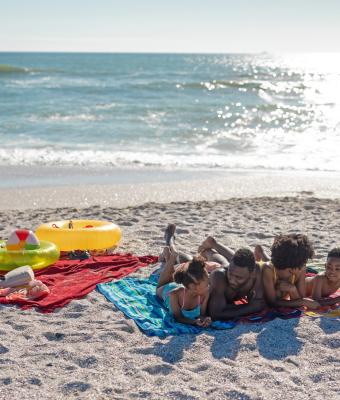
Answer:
xmin=0 ymin=254 xmax=157 ymax=312
xmin=97 ymin=272 xmax=236 ymax=337
xmin=97 ymin=267 xmax=339 ymax=337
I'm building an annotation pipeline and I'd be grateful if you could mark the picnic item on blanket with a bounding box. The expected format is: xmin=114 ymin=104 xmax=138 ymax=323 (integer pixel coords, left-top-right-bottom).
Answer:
xmin=36 ymin=219 xmax=121 ymax=251
xmin=0 ymin=264 xmax=49 ymax=301
xmin=0 ymin=265 xmax=34 ymax=288
xmin=0 ymin=279 xmax=49 ymax=301
xmin=0 ymin=253 xmax=157 ymax=312
xmin=0 ymin=229 xmax=60 ymax=271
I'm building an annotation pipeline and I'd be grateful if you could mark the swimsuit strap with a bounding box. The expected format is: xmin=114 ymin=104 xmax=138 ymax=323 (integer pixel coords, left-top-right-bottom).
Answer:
xmin=182 ymin=287 xmax=186 ymax=308
xmin=181 ymin=287 xmax=201 ymax=309
xmin=270 ymin=262 xmax=277 ymax=283
xmin=271 ymin=262 xmax=296 ymax=284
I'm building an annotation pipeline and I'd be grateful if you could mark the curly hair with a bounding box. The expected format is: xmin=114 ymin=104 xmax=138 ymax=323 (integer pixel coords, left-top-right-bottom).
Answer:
xmin=328 ymin=247 xmax=340 ymax=259
xmin=173 ymin=256 xmax=208 ymax=287
xmin=271 ymin=233 xmax=314 ymax=270
xmin=232 ymin=248 xmax=256 ymax=272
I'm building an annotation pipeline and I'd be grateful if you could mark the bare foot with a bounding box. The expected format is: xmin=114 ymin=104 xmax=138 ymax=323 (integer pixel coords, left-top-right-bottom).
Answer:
xmin=198 ymin=236 xmax=216 ymax=253
xmin=254 ymin=245 xmax=270 ymax=262
xmin=164 ymin=224 xmax=176 ymax=246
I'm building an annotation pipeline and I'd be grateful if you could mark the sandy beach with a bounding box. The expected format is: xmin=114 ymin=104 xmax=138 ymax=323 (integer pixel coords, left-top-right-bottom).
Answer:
xmin=0 ymin=195 xmax=339 ymax=399
xmin=2 ymin=3 xmax=340 ymax=398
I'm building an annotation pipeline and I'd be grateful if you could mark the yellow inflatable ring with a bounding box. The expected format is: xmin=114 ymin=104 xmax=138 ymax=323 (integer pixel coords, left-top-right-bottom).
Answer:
xmin=0 ymin=240 xmax=60 ymax=271
xmin=35 ymin=220 xmax=122 ymax=251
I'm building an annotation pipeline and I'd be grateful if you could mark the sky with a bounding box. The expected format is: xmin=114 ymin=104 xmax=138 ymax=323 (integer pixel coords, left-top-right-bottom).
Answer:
xmin=0 ymin=0 xmax=340 ymax=53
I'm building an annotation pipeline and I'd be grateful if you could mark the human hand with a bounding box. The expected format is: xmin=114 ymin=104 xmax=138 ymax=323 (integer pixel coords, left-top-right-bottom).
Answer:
xmin=276 ymin=281 xmax=294 ymax=292
xmin=302 ymin=298 xmax=321 ymax=310
xmin=195 ymin=316 xmax=212 ymax=328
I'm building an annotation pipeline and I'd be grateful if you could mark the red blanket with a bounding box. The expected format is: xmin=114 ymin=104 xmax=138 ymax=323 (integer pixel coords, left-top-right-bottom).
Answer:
xmin=0 ymin=254 xmax=158 ymax=313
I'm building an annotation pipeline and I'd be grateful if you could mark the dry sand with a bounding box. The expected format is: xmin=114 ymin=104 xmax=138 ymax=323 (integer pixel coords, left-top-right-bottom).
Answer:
xmin=0 ymin=196 xmax=339 ymax=399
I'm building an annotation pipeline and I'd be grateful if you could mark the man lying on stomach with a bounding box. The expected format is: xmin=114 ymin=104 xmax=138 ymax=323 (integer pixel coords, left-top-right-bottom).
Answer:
xmin=199 ymin=237 xmax=265 ymax=320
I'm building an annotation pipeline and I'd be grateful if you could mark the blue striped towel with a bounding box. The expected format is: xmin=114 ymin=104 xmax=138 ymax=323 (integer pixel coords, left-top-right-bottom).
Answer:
xmin=97 ymin=272 xmax=235 ymax=337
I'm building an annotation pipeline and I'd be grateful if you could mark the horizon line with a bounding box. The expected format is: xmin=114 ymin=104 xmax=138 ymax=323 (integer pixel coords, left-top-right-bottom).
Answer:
xmin=1 ymin=50 xmax=339 ymax=55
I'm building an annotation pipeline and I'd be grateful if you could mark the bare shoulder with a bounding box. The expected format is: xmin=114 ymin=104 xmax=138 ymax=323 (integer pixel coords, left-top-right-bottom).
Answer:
xmin=168 ymin=286 xmax=183 ymax=298
xmin=209 ymin=268 xmax=227 ymax=290
xmin=210 ymin=268 xmax=227 ymax=282
xmin=315 ymin=273 xmax=327 ymax=283
xmin=255 ymin=263 xmax=264 ymax=277
xmin=261 ymin=263 xmax=273 ymax=277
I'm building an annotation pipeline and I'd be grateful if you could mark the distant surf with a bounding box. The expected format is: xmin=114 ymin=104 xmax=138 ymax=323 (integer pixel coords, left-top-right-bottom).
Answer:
xmin=1 ymin=52 xmax=339 ymax=173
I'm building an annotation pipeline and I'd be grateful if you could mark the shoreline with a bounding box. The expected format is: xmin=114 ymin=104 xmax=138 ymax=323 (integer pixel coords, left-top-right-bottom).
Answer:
xmin=1 ymin=167 xmax=340 ymax=210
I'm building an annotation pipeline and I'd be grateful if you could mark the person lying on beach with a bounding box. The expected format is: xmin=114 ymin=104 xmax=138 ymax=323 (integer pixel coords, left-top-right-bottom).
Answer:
xmin=198 ymin=236 xmax=265 ymax=320
xmin=305 ymin=247 xmax=340 ymax=306
xmin=156 ymin=245 xmax=212 ymax=327
xmin=259 ymin=233 xmax=320 ymax=309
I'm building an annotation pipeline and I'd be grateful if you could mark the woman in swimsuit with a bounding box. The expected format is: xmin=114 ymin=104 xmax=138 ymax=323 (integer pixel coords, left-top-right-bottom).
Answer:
xmin=260 ymin=233 xmax=321 ymax=309
xmin=156 ymin=246 xmax=211 ymax=327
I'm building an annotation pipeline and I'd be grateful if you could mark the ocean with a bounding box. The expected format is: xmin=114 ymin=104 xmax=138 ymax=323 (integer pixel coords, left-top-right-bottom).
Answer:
xmin=1 ymin=52 xmax=340 ymax=174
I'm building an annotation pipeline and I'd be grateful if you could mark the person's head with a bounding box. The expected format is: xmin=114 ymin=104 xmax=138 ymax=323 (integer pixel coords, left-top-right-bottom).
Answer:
xmin=271 ymin=233 xmax=314 ymax=272
xmin=173 ymin=256 xmax=209 ymax=295
xmin=325 ymin=247 xmax=340 ymax=282
xmin=227 ymin=248 xmax=256 ymax=289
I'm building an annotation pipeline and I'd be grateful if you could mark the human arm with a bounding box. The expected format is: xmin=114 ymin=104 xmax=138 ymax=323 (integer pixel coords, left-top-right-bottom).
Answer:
xmin=262 ymin=266 xmax=320 ymax=309
xmin=208 ymin=269 xmax=265 ymax=320
xmin=210 ymin=300 xmax=265 ymax=320
xmin=197 ymin=292 xmax=212 ymax=327
xmin=169 ymin=291 xmax=202 ymax=326
xmin=295 ymin=266 xmax=306 ymax=298
xmin=318 ymin=296 xmax=340 ymax=306
xmin=306 ymin=275 xmax=340 ymax=306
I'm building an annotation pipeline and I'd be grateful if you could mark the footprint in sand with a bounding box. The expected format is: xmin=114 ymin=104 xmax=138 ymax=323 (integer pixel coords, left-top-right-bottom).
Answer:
xmin=64 ymin=312 xmax=83 ymax=319
xmin=44 ymin=332 xmax=65 ymax=341
xmin=68 ymin=303 xmax=88 ymax=313
xmin=225 ymin=390 xmax=251 ymax=400
xmin=102 ymin=388 xmax=113 ymax=395
xmin=9 ymin=323 xmax=28 ymax=331
xmin=62 ymin=381 xmax=92 ymax=395
xmin=99 ymin=331 xmax=126 ymax=342
xmin=143 ymin=363 xmax=174 ymax=376
xmin=190 ymin=363 xmax=210 ymax=373
xmin=76 ymin=356 xmax=98 ymax=369
xmin=309 ymin=374 xmax=324 ymax=383
xmin=28 ymin=378 xmax=42 ymax=386
xmin=166 ymin=391 xmax=197 ymax=400
xmin=0 ymin=344 xmax=9 ymax=354
xmin=65 ymin=332 xmax=93 ymax=343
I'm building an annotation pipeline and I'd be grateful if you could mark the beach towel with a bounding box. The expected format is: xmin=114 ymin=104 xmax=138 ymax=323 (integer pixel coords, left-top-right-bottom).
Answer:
xmin=97 ymin=272 xmax=236 ymax=337
xmin=97 ymin=266 xmax=339 ymax=337
xmin=0 ymin=254 xmax=157 ymax=312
